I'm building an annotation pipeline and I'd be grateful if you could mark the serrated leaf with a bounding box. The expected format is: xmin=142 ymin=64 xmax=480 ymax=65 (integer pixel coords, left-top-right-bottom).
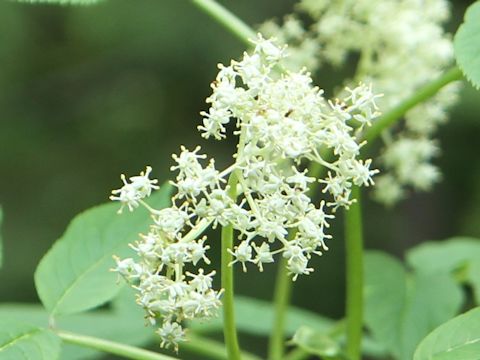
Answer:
xmin=414 ymin=307 xmax=480 ymax=360
xmin=34 ymin=184 xmax=172 ymax=317
xmin=189 ymin=295 xmax=333 ymax=336
xmin=291 ymin=326 xmax=342 ymax=358
xmin=454 ymin=1 xmax=480 ymax=89
xmin=364 ymin=251 xmax=463 ymax=360
xmin=12 ymin=0 xmax=102 ymax=5
xmin=0 ymin=318 xmax=61 ymax=360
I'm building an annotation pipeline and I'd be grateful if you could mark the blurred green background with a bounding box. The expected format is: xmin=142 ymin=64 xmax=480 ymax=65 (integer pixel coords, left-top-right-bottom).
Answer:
xmin=0 ymin=0 xmax=479 ymax=345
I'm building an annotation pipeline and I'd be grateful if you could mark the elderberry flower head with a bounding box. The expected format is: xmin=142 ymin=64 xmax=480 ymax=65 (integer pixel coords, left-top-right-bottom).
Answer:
xmin=111 ymin=35 xmax=380 ymax=350
xmin=260 ymin=0 xmax=461 ymax=205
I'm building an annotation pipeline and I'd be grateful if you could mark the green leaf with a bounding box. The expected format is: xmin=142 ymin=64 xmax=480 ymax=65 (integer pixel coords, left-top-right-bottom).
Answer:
xmin=454 ymin=1 xmax=480 ymax=89
xmin=0 ymin=318 xmax=61 ymax=360
xmin=291 ymin=326 xmax=342 ymax=358
xmin=11 ymin=0 xmax=102 ymax=5
xmin=189 ymin=295 xmax=333 ymax=336
xmin=468 ymin=260 xmax=480 ymax=304
xmin=364 ymin=251 xmax=463 ymax=360
xmin=0 ymin=206 xmax=3 ymax=269
xmin=407 ymin=238 xmax=480 ymax=304
xmin=0 ymin=292 xmax=153 ymax=360
xmin=414 ymin=307 xmax=480 ymax=360
xmin=407 ymin=237 xmax=480 ymax=274
xmin=34 ymin=184 xmax=172 ymax=317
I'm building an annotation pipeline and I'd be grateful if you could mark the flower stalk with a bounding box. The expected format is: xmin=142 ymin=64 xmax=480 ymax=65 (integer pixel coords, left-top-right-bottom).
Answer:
xmin=344 ymin=186 xmax=364 ymax=360
xmin=56 ymin=331 xmax=178 ymax=360
xmin=267 ymin=256 xmax=293 ymax=360
xmin=221 ymin=171 xmax=242 ymax=360
xmin=363 ymin=66 xmax=463 ymax=145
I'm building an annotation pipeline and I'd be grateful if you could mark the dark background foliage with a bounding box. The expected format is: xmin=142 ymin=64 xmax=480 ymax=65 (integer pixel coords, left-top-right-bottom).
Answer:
xmin=0 ymin=0 xmax=479 ymax=344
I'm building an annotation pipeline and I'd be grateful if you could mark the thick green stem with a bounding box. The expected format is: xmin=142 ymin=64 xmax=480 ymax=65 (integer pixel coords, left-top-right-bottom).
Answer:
xmin=56 ymin=331 xmax=177 ymax=360
xmin=363 ymin=66 xmax=463 ymax=145
xmin=344 ymin=186 xmax=364 ymax=360
xmin=267 ymin=256 xmax=293 ymax=360
xmin=190 ymin=0 xmax=256 ymax=45
xmin=221 ymin=172 xmax=242 ymax=360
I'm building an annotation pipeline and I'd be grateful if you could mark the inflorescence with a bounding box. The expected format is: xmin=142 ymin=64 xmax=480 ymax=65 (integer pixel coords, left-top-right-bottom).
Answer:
xmin=261 ymin=0 xmax=461 ymax=205
xmin=111 ymin=35 xmax=380 ymax=350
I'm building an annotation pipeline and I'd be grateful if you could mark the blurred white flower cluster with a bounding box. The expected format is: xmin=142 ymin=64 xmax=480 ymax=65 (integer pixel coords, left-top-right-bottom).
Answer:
xmin=110 ymin=36 xmax=380 ymax=350
xmin=261 ymin=0 xmax=461 ymax=205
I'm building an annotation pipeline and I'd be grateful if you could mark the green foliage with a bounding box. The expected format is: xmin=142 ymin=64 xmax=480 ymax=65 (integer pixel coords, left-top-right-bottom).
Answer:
xmin=468 ymin=261 xmax=480 ymax=304
xmin=0 ymin=288 xmax=153 ymax=359
xmin=414 ymin=307 xmax=480 ymax=359
xmin=407 ymin=237 xmax=480 ymax=273
xmin=189 ymin=295 xmax=333 ymax=336
xmin=407 ymin=237 xmax=480 ymax=304
xmin=291 ymin=326 xmax=342 ymax=358
xmin=11 ymin=0 xmax=102 ymax=5
xmin=0 ymin=206 xmax=3 ymax=269
xmin=454 ymin=1 xmax=480 ymax=89
xmin=34 ymin=185 xmax=172 ymax=317
xmin=0 ymin=318 xmax=61 ymax=359
xmin=364 ymin=251 xmax=463 ymax=360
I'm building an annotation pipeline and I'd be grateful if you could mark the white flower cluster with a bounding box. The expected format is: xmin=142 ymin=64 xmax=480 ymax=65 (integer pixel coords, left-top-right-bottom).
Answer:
xmin=111 ymin=36 xmax=380 ymax=350
xmin=261 ymin=0 xmax=461 ymax=205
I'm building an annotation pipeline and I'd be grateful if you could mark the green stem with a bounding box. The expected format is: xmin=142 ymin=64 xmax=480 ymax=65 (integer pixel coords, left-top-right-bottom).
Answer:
xmin=185 ymin=335 xmax=261 ymax=360
xmin=56 ymin=330 xmax=177 ymax=360
xmin=190 ymin=0 xmax=256 ymax=45
xmin=221 ymin=172 xmax=242 ymax=360
xmin=363 ymin=66 xmax=463 ymax=144
xmin=59 ymin=329 xmax=259 ymax=360
xmin=344 ymin=186 xmax=364 ymax=360
xmin=268 ymin=156 xmax=328 ymax=360
xmin=267 ymin=256 xmax=293 ymax=360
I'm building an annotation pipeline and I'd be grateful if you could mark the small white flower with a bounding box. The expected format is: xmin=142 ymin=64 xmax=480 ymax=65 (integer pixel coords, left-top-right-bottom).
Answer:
xmin=156 ymin=322 xmax=186 ymax=351
xmin=188 ymin=238 xmax=211 ymax=265
xmin=112 ymin=257 xmax=143 ymax=280
xmin=253 ymin=243 xmax=274 ymax=271
xmin=153 ymin=207 xmax=188 ymax=238
xmin=187 ymin=269 xmax=216 ymax=293
xmin=229 ymin=241 xmax=253 ymax=272
xmin=110 ymin=166 xmax=159 ymax=213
